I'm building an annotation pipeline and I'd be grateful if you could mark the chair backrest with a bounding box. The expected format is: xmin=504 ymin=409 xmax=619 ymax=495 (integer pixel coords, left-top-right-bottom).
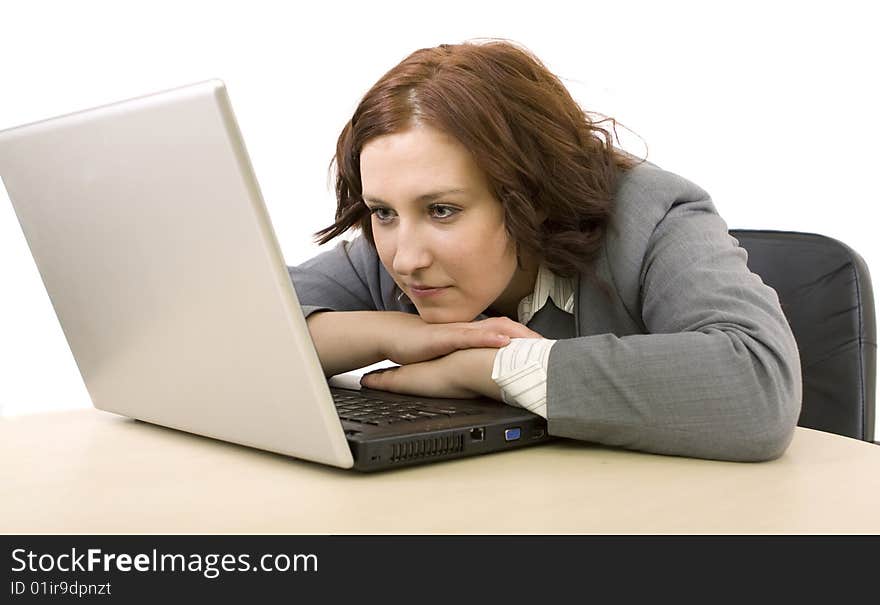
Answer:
xmin=730 ymin=230 xmax=877 ymax=442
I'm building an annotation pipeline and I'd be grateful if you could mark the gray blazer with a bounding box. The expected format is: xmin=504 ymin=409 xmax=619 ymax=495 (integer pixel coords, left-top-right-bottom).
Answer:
xmin=288 ymin=161 xmax=802 ymax=462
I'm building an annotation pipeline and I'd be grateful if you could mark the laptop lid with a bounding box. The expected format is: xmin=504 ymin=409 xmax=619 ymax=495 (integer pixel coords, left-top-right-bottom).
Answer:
xmin=0 ymin=80 xmax=355 ymax=469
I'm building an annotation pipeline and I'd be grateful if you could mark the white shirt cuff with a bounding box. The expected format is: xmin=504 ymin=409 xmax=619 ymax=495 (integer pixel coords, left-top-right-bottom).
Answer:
xmin=491 ymin=338 xmax=556 ymax=419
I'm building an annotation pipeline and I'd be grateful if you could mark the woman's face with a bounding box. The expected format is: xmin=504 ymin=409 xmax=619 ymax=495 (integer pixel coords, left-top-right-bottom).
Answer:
xmin=359 ymin=125 xmax=537 ymax=324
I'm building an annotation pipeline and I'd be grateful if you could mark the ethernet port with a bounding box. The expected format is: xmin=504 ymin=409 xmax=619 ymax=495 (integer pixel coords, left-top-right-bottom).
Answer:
xmin=470 ymin=427 xmax=486 ymax=442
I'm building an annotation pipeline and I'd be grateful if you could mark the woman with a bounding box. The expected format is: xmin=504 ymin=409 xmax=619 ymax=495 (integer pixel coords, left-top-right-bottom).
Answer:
xmin=289 ymin=39 xmax=802 ymax=462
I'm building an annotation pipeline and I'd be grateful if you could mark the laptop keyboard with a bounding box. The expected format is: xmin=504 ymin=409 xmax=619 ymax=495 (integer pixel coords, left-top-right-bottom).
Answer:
xmin=333 ymin=391 xmax=478 ymax=425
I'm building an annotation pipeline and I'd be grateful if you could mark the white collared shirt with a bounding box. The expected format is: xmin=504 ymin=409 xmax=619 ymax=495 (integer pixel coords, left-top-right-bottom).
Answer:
xmin=491 ymin=264 xmax=574 ymax=418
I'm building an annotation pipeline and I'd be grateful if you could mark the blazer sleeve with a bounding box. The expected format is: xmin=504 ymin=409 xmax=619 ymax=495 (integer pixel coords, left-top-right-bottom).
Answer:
xmin=287 ymin=236 xmax=376 ymax=319
xmin=287 ymin=235 xmax=412 ymax=319
xmin=546 ymin=189 xmax=803 ymax=462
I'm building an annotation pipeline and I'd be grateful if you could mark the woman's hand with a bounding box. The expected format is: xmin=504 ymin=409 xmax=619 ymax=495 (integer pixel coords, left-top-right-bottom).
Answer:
xmin=380 ymin=313 xmax=542 ymax=366
xmin=361 ymin=348 xmax=503 ymax=400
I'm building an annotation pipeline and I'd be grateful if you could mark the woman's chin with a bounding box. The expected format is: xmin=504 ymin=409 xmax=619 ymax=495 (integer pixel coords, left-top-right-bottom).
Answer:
xmin=416 ymin=306 xmax=479 ymax=324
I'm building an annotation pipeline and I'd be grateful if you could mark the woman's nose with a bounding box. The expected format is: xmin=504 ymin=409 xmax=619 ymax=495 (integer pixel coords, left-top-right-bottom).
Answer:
xmin=391 ymin=224 xmax=432 ymax=276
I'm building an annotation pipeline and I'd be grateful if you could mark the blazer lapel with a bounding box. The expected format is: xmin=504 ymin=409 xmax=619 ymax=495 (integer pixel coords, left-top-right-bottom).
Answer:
xmin=526 ymin=298 xmax=576 ymax=339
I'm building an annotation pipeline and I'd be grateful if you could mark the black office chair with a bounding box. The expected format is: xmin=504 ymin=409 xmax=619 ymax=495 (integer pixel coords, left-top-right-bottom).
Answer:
xmin=730 ymin=230 xmax=877 ymax=443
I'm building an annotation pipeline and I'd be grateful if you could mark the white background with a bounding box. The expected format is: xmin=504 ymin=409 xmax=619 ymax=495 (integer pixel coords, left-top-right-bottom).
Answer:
xmin=0 ymin=0 xmax=877 ymax=435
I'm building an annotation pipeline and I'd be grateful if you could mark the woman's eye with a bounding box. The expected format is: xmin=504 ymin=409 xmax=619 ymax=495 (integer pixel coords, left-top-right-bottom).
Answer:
xmin=370 ymin=207 xmax=393 ymax=221
xmin=368 ymin=205 xmax=458 ymax=222
xmin=430 ymin=205 xmax=458 ymax=219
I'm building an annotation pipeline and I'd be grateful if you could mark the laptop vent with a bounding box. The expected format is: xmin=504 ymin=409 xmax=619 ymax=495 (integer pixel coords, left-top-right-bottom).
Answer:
xmin=390 ymin=434 xmax=464 ymax=463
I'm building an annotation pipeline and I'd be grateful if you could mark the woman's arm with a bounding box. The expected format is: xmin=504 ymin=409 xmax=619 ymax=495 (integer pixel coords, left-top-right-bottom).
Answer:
xmin=546 ymin=193 xmax=802 ymax=462
xmin=307 ymin=310 xmax=540 ymax=378
xmin=306 ymin=310 xmax=402 ymax=377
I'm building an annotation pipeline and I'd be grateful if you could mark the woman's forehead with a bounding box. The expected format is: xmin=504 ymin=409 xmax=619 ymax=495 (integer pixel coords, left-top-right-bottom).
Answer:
xmin=360 ymin=127 xmax=489 ymax=201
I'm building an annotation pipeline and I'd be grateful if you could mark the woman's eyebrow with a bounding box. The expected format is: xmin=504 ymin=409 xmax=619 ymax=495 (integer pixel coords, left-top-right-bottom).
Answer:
xmin=361 ymin=188 xmax=468 ymax=204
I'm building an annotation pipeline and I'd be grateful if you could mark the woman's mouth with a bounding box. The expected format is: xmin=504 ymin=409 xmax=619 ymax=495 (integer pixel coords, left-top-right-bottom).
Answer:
xmin=409 ymin=285 xmax=449 ymax=298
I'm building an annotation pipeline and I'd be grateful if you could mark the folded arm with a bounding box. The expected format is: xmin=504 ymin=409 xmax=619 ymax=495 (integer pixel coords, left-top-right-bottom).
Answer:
xmin=546 ymin=196 xmax=803 ymax=462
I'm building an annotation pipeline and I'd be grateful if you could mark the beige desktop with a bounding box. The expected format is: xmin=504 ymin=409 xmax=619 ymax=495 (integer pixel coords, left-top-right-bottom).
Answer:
xmin=2 ymin=409 xmax=880 ymax=534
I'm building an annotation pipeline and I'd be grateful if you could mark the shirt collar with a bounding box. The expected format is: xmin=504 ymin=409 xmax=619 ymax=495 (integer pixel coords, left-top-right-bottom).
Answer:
xmin=396 ymin=263 xmax=576 ymax=323
xmin=517 ymin=263 xmax=575 ymax=325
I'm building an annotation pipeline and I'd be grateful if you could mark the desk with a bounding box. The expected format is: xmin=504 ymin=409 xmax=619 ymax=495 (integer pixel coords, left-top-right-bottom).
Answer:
xmin=2 ymin=409 xmax=879 ymax=533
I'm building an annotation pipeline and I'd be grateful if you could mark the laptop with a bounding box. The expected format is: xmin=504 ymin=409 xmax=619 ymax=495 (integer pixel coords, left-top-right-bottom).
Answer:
xmin=0 ymin=80 xmax=552 ymax=471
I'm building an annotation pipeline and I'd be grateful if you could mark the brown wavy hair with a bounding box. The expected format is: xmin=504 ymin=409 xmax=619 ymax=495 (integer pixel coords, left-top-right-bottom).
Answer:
xmin=314 ymin=38 xmax=645 ymax=295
